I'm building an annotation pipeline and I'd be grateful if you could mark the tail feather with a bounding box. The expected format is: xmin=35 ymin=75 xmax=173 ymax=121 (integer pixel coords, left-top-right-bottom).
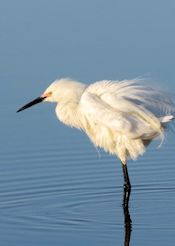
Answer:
xmin=159 ymin=115 xmax=174 ymax=123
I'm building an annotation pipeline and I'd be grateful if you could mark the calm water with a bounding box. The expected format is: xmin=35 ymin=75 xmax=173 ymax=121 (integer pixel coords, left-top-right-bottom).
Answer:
xmin=1 ymin=1 xmax=175 ymax=245
xmin=1 ymin=105 xmax=175 ymax=246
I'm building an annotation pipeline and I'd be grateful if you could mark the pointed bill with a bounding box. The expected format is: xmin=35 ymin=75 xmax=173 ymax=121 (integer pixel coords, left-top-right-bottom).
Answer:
xmin=17 ymin=96 xmax=46 ymax=113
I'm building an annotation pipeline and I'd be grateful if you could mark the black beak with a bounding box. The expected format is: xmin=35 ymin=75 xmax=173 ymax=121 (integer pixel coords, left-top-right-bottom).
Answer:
xmin=17 ymin=96 xmax=46 ymax=113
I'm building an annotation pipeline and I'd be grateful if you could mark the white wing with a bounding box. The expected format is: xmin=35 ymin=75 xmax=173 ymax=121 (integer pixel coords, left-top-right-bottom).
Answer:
xmin=80 ymin=79 xmax=174 ymax=140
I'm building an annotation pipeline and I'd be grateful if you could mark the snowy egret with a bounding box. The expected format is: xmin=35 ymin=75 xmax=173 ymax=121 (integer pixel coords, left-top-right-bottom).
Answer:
xmin=17 ymin=78 xmax=175 ymax=191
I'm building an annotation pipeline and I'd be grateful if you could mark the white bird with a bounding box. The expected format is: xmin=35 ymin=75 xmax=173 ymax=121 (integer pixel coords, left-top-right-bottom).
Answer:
xmin=17 ymin=78 xmax=175 ymax=191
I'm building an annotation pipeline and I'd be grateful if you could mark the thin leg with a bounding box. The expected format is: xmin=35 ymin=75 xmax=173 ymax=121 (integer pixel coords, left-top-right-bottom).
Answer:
xmin=122 ymin=162 xmax=131 ymax=191
xmin=121 ymin=162 xmax=131 ymax=207
xmin=121 ymin=162 xmax=132 ymax=245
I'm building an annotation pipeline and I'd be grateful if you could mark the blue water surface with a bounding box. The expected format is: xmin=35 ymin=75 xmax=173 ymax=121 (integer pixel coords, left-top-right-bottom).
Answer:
xmin=0 ymin=1 xmax=175 ymax=245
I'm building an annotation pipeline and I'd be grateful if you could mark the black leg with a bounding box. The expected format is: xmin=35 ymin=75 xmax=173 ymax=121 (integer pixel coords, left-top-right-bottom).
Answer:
xmin=122 ymin=163 xmax=131 ymax=191
xmin=121 ymin=162 xmax=131 ymax=208
xmin=121 ymin=162 xmax=132 ymax=246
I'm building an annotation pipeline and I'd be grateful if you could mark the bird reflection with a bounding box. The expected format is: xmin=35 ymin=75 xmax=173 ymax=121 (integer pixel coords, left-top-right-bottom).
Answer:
xmin=123 ymin=186 xmax=132 ymax=246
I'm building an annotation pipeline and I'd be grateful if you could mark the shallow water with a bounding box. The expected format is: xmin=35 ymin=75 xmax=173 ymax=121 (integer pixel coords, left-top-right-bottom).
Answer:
xmin=1 ymin=0 xmax=175 ymax=245
xmin=1 ymin=105 xmax=175 ymax=245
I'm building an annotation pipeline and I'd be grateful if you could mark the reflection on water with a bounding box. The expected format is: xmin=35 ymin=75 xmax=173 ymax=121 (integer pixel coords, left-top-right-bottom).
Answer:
xmin=123 ymin=188 xmax=132 ymax=246
xmin=0 ymin=120 xmax=175 ymax=246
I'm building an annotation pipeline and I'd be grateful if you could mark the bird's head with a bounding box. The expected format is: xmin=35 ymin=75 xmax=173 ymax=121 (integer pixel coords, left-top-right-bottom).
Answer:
xmin=16 ymin=80 xmax=63 ymax=113
xmin=17 ymin=78 xmax=86 ymax=113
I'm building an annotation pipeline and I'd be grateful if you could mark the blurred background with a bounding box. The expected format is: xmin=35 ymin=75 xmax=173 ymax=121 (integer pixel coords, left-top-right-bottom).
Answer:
xmin=0 ymin=1 xmax=175 ymax=245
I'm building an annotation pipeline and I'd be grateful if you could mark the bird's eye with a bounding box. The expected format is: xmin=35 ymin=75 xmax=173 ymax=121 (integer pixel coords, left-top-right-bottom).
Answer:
xmin=42 ymin=91 xmax=52 ymax=98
